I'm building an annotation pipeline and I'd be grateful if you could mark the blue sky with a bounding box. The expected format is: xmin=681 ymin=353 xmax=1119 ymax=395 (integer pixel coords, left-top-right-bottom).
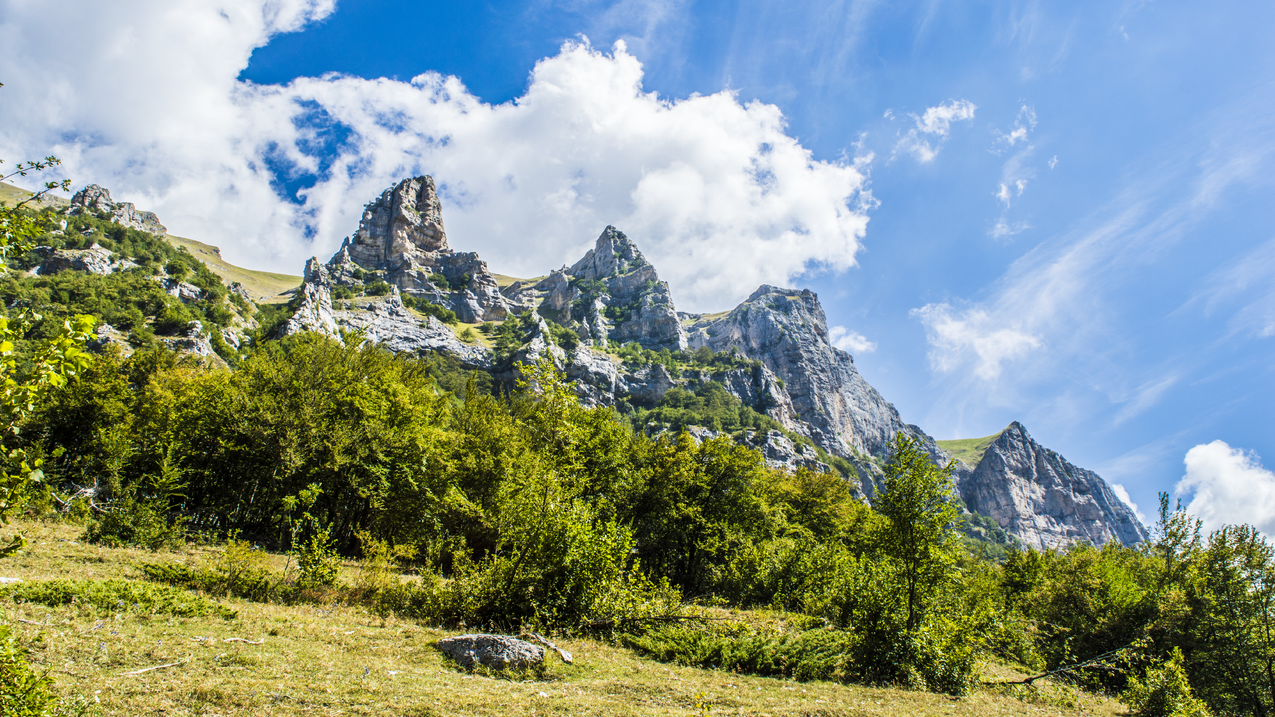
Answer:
xmin=2 ymin=0 xmax=1274 ymax=530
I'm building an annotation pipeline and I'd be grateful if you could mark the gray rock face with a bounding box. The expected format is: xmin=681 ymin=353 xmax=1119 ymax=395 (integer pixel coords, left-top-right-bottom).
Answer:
xmin=336 ymin=291 xmax=493 ymax=368
xmin=33 ymin=244 xmax=119 ymax=276
xmin=329 ymin=176 xmax=510 ymax=323
xmin=69 ymin=185 xmax=167 ymax=236
xmin=684 ymin=285 xmax=940 ymax=462
xmin=436 ymin=634 xmax=544 ymax=671
xmin=538 ymin=227 xmax=686 ymax=351
xmin=280 ymin=258 xmax=340 ymax=339
xmin=956 ymin=422 xmax=1149 ymax=550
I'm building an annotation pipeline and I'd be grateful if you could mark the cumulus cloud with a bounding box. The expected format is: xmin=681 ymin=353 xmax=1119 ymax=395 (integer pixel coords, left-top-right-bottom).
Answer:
xmin=1176 ymin=441 xmax=1275 ymax=536
xmin=892 ymin=99 xmax=976 ymax=163
xmin=0 ymin=1 xmax=873 ymax=313
xmin=828 ymin=325 xmax=876 ymax=354
xmin=910 ymin=303 xmax=1043 ymax=381
xmin=1109 ymin=483 xmax=1148 ymax=525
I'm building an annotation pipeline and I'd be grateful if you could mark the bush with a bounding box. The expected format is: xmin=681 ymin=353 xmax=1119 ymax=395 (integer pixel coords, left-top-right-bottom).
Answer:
xmin=363 ymin=280 xmax=392 ymax=296
xmin=625 ymin=623 xmax=861 ymax=682
xmin=0 ymin=624 xmax=56 ymax=717
xmin=143 ymin=537 xmax=275 ymax=603
xmin=2 ymin=579 xmax=235 ymax=619
xmin=1124 ymin=648 xmax=1212 ymax=717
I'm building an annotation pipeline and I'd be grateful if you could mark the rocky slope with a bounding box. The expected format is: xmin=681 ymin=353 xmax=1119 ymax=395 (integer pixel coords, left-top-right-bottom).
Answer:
xmin=60 ymin=174 xmax=1145 ymax=548
xmin=948 ymin=422 xmax=1149 ymax=549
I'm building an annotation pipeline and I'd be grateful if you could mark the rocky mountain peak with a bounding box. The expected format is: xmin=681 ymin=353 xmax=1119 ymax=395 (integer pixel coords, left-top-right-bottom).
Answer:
xmin=955 ymin=422 xmax=1149 ymax=550
xmin=69 ymin=184 xmax=167 ymax=237
xmin=530 ymin=226 xmax=685 ymax=351
xmin=345 ymin=175 xmax=448 ymax=268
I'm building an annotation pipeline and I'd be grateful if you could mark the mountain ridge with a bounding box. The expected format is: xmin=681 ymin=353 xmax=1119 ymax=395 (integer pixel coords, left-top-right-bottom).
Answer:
xmin=10 ymin=176 xmax=1149 ymax=549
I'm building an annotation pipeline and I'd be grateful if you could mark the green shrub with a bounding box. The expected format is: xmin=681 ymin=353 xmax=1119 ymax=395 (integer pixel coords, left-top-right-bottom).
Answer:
xmin=143 ymin=537 xmax=275 ymax=603
xmin=624 ymin=624 xmax=861 ymax=682
xmin=1124 ymin=648 xmax=1211 ymax=717
xmin=0 ymin=624 xmax=56 ymax=717
xmin=363 ymin=280 xmax=392 ymax=296
xmin=2 ymin=579 xmax=235 ymax=619
xmin=293 ymin=525 xmax=341 ymax=590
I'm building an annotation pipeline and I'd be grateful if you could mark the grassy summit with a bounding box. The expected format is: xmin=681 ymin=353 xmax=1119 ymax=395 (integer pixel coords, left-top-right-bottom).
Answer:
xmin=936 ymin=430 xmax=1005 ymax=468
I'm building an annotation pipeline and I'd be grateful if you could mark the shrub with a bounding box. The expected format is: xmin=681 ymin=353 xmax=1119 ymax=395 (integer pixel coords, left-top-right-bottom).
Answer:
xmin=1123 ymin=648 xmax=1212 ymax=717
xmin=624 ymin=624 xmax=862 ymax=683
xmin=2 ymin=579 xmax=235 ymax=619
xmin=0 ymin=624 xmax=55 ymax=717
xmin=363 ymin=280 xmax=392 ymax=296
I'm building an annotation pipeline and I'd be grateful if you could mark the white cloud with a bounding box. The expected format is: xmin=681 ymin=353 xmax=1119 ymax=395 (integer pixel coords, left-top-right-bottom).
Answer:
xmin=1109 ymin=483 xmax=1148 ymax=525
xmin=828 ymin=325 xmax=877 ymax=354
xmin=910 ymin=303 xmax=1043 ymax=381
xmin=995 ymin=105 xmax=1037 ymax=148
xmin=0 ymin=1 xmax=873 ymax=313
xmin=990 ymin=218 xmax=1030 ymax=239
xmin=892 ymin=99 xmax=976 ymax=163
xmin=1176 ymin=441 xmax=1275 ymax=536
xmin=1048 ymin=155 xmax=1058 ymax=169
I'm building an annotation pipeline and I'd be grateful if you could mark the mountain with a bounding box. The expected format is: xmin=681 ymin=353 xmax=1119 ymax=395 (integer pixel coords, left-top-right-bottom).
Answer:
xmin=942 ymin=422 xmax=1149 ymax=549
xmin=21 ymin=175 xmax=1150 ymax=549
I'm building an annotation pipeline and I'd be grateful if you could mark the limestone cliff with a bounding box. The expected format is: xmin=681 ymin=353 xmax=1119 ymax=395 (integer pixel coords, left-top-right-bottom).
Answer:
xmin=69 ymin=185 xmax=167 ymax=236
xmin=682 ymin=285 xmax=941 ymax=463
xmin=327 ymin=176 xmax=511 ymax=323
xmin=952 ymin=422 xmax=1149 ymax=549
xmin=528 ymin=226 xmax=686 ymax=351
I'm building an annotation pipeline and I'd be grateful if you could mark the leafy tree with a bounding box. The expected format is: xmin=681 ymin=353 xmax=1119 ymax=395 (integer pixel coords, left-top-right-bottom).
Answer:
xmin=875 ymin=434 xmax=962 ymax=632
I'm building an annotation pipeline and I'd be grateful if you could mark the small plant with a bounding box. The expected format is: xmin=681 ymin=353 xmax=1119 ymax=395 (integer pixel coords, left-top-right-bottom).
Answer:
xmin=459 ymin=327 xmax=477 ymax=343
xmin=0 ymin=624 xmax=56 ymax=717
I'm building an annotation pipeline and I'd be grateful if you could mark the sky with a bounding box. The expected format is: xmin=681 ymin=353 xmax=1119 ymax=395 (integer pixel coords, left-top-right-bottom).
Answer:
xmin=2 ymin=0 xmax=1274 ymax=532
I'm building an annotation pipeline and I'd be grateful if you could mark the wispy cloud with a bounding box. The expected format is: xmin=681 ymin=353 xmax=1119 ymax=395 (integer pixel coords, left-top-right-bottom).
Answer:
xmin=828 ymin=325 xmax=877 ymax=354
xmin=892 ymin=99 xmax=976 ymax=163
xmin=910 ymin=304 xmax=1042 ymax=380
xmin=1187 ymin=236 xmax=1275 ymax=338
xmin=1109 ymin=483 xmax=1148 ymax=524
xmin=912 ymin=82 xmax=1275 ymax=437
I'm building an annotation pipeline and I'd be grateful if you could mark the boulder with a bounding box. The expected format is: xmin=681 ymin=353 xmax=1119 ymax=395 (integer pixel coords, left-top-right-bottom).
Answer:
xmin=69 ymin=185 xmax=167 ymax=236
xmin=436 ymin=634 xmax=544 ymax=671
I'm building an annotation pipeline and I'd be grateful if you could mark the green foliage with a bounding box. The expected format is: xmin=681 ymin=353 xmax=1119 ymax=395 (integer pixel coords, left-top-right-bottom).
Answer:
xmin=630 ymin=381 xmax=783 ymax=435
xmin=0 ymin=623 xmax=56 ymax=717
xmin=611 ymin=342 xmax=759 ymax=379
xmin=363 ymin=280 xmax=392 ymax=296
xmin=876 ymin=435 xmax=962 ymax=632
xmin=2 ymin=578 xmax=235 ymax=619
xmin=1123 ymin=648 xmax=1211 ymax=717
xmin=545 ymin=322 xmax=579 ymax=351
xmin=402 ymin=295 xmax=459 ymax=325
xmin=84 ymin=445 xmax=188 ymax=550
xmin=429 ymin=272 xmax=450 ymax=290
xmin=624 ymin=623 xmax=862 ymax=682
xmin=459 ymin=327 xmax=477 ymax=343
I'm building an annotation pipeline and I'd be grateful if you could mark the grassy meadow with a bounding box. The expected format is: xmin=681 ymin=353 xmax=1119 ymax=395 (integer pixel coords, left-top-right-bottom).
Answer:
xmin=0 ymin=518 xmax=1122 ymax=717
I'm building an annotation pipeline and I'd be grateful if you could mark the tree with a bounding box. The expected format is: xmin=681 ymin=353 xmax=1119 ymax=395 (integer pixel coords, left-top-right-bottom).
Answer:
xmin=0 ymin=149 xmax=94 ymax=555
xmin=875 ymin=434 xmax=962 ymax=632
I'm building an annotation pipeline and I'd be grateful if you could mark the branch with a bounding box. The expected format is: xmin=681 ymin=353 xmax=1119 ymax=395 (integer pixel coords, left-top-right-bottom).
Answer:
xmin=983 ymin=644 xmax=1135 ymax=686
xmin=120 ymin=659 xmax=187 ymax=676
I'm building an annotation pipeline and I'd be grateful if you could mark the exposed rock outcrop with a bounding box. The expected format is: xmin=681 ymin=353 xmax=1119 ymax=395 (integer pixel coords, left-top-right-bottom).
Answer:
xmin=32 ymin=244 xmax=136 ymax=276
xmin=436 ymin=634 xmax=544 ymax=671
xmin=327 ymin=176 xmax=511 ymax=323
xmin=684 ymin=285 xmax=940 ymax=463
xmin=955 ymin=422 xmax=1149 ymax=549
xmin=530 ymin=227 xmax=686 ymax=351
xmin=69 ymin=185 xmax=167 ymax=236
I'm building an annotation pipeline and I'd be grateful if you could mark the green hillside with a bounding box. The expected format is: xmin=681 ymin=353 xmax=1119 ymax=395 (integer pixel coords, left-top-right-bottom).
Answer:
xmin=167 ymin=234 xmax=300 ymax=303
xmin=937 ymin=430 xmax=1004 ymax=467
xmin=1 ymin=181 xmax=300 ymax=302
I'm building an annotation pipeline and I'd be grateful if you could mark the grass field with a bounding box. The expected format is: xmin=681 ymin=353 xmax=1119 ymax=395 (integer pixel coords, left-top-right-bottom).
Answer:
xmin=165 ymin=234 xmax=300 ymax=303
xmin=936 ymin=431 xmax=1005 ymax=468
xmin=0 ymin=518 xmax=1124 ymax=717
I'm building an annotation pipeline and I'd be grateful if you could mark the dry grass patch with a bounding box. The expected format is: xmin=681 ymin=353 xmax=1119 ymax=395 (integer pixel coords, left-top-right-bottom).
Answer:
xmin=1 ymin=519 xmax=1126 ymax=716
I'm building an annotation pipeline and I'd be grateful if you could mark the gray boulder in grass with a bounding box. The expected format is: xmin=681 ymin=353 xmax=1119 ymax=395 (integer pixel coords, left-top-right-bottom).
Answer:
xmin=436 ymin=634 xmax=544 ymax=670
